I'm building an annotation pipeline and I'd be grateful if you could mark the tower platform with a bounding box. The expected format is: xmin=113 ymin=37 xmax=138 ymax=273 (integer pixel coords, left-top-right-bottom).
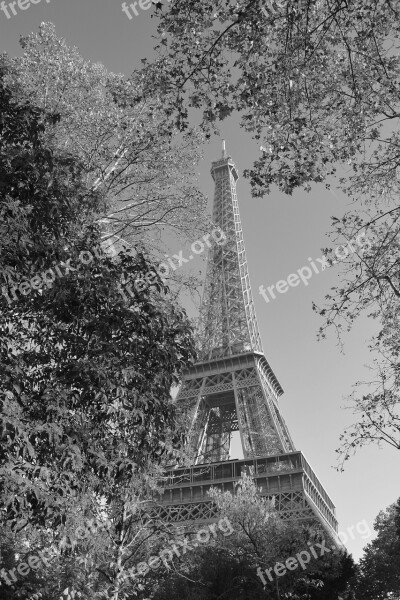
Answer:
xmin=153 ymin=451 xmax=339 ymax=545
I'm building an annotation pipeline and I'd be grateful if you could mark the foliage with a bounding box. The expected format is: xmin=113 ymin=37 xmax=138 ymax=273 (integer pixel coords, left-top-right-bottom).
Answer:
xmin=148 ymin=475 xmax=356 ymax=599
xmin=151 ymin=0 xmax=400 ymax=198
xmin=321 ymin=205 xmax=400 ymax=463
xmin=0 ymin=526 xmax=41 ymax=599
xmin=150 ymin=546 xmax=268 ymax=600
xmin=336 ymin=316 xmax=400 ymax=467
xmin=0 ymin=60 xmax=197 ymax=600
xmin=356 ymin=498 xmax=400 ymax=599
xmin=149 ymin=0 xmax=400 ymax=330
xmin=210 ymin=475 xmax=356 ymax=600
xmin=0 ymin=61 xmax=99 ymax=287
xmin=3 ymin=22 xmax=209 ymax=257
xmin=148 ymin=1 xmax=400 ymax=302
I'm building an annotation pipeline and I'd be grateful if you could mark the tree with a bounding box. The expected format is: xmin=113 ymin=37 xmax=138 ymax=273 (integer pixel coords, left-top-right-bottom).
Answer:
xmin=150 ymin=547 xmax=268 ymax=600
xmin=3 ymin=22 xmax=209 ymax=258
xmin=209 ymin=475 xmax=356 ymax=600
xmin=336 ymin=306 xmax=400 ymax=467
xmin=356 ymin=498 xmax=400 ymax=599
xmin=151 ymin=0 xmax=400 ymax=196
xmin=148 ymin=475 xmax=356 ymax=600
xmin=0 ymin=64 xmax=197 ymax=600
xmin=0 ymin=61 xmax=99 ymax=288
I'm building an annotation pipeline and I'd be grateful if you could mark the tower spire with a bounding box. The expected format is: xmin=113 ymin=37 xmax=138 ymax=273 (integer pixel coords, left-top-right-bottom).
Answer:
xmin=222 ymin=139 xmax=227 ymax=158
xmin=197 ymin=149 xmax=263 ymax=360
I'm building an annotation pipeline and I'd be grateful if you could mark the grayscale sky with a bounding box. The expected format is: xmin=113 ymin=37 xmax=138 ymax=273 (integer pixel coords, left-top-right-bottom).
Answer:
xmin=1 ymin=0 xmax=398 ymax=560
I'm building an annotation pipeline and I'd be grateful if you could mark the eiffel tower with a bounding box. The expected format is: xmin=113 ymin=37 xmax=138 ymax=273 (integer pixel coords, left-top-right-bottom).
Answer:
xmin=154 ymin=142 xmax=339 ymax=543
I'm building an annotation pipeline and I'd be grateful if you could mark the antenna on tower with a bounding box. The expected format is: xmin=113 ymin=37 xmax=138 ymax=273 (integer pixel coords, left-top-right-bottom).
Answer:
xmin=222 ymin=139 xmax=226 ymax=158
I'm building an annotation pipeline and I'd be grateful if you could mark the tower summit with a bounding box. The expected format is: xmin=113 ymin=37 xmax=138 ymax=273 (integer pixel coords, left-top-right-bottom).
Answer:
xmin=155 ymin=147 xmax=339 ymax=544
xmin=221 ymin=139 xmax=227 ymax=158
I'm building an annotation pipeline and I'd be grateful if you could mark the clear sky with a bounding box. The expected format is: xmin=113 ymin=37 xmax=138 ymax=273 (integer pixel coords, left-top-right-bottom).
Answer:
xmin=1 ymin=0 xmax=399 ymax=561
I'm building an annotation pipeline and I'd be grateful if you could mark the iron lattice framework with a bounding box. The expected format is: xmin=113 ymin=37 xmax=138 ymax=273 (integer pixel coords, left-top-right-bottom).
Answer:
xmin=155 ymin=144 xmax=340 ymax=545
xmin=198 ymin=149 xmax=263 ymax=361
xmin=179 ymin=353 xmax=295 ymax=464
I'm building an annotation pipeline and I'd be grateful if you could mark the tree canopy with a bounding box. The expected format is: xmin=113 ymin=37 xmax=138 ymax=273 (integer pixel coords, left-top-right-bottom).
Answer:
xmin=152 ymin=0 xmax=400 ymax=199
xmin=3 ymin=23 xmax=209 ymax=256
xmin=0 ymin=58 xmax=197 ymax=600
xmin=149 ymin=475 xmax=357 ymax=600
xmin=356 ymin=497 xmax=400 ymax=599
